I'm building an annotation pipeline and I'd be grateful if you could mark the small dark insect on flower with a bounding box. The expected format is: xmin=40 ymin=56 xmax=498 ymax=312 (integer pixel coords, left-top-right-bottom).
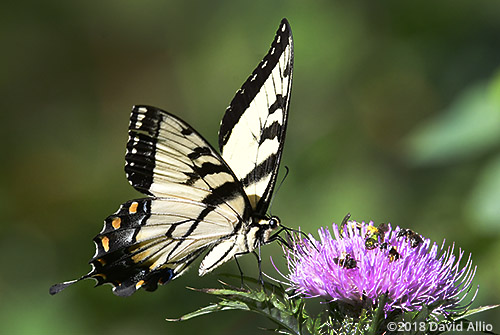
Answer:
xmin=333 ymin=252 xmax=357 ymax=269
xmin=388 ymin=246 xmax=400 ymax=262
xmin=397 ymin=228 xmax=424 ymax=248
xmin=339 ymin=213 xmax=351 ymax=238
xmin=364 ymin=223 xmax=389 ymax=250
xmin=364 ymin=226 xmax=379 ymax=250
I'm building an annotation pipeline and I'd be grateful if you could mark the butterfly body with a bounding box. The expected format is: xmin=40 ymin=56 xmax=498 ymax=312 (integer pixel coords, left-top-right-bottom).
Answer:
xmin=50 ymin=18 xmax=293 ymax=296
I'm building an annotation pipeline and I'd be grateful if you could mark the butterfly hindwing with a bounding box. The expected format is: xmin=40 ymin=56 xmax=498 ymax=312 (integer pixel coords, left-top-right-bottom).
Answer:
xmin=219 ymin=18 xmax=293 ymax=214
xmin=89 ymin=196 xmax=242 ymax=296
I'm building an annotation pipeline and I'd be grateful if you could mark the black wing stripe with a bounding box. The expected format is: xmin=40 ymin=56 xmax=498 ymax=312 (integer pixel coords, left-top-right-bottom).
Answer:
xmin=259 ymin=121 xmax=281 ymax=144
xmin=200 ymin=236 xmax=238 ymax=274
xmin=240 ymin=154 xmax=277 ymax=187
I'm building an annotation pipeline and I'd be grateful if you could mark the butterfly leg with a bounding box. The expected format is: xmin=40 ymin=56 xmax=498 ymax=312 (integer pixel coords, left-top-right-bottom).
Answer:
xmin=252 ymin=246 xmax=267 ymax=292
xmin=234 ymin=256 xmax=245 ymax=288
xmin=234 ymin=248 xmax=265 ymax=290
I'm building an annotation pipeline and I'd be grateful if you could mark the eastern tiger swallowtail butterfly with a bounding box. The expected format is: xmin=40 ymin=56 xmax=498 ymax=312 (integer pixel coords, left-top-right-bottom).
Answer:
xmin=50 ymin=18 xmax=293 ymax=297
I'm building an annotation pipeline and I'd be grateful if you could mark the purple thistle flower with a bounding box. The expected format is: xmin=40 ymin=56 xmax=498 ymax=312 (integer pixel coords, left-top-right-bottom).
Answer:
xmin=281 ymin=221 xmax=477 ymax=316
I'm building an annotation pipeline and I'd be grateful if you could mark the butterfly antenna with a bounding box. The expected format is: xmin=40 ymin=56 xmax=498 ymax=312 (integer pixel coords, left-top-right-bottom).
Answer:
xmin=269 ymin=166 xmax=290 ymax=215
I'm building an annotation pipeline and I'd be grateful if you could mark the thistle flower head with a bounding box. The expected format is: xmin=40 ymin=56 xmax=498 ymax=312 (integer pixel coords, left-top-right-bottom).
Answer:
xmin=282 ymin=221 xmax=477 ymax=316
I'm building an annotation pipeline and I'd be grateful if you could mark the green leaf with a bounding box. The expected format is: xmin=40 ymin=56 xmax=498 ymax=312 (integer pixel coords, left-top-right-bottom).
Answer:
xmin=167 ymin=280 xmax=313 ymax=335
xmin=166 ymin=301 xmax=249 ymax=321
xmin=454 ymin=304 xmax=499 ymax=320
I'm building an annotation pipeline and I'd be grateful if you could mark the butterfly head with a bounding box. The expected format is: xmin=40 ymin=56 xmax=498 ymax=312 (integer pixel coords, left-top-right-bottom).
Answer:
xmin=254 ymin=215 xmax=281 ymax=245
xmin=268 ymin=216 xmax=280 ymax=229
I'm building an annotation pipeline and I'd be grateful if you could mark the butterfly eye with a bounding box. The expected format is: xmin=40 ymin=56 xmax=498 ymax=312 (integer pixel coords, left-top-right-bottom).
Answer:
xmin=269 ymin=216 xmax=280 ymax=229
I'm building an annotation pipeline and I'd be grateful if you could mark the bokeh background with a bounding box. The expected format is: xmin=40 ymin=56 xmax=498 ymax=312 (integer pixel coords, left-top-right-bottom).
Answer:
xmin=2 ymin=1 xmax=500 ymax=334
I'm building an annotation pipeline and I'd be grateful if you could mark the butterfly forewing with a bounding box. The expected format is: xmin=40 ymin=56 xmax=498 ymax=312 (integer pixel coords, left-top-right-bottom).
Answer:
xmin=219 ymin=18 xmax=293 ymax=214
xmin=126 ymin=106 xmax=249 ymax=213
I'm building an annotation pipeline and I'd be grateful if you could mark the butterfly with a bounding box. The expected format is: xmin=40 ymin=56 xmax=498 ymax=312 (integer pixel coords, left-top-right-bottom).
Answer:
xmin=50 ymin=18 xmax=294 ymax=297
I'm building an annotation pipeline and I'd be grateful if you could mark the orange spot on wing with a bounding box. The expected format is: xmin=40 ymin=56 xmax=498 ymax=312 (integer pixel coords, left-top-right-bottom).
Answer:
xmin=129 ymin=202 xmax=138 ymax=214
xmin=136 ymin=280 xmax=145 ymax=289
xmin=111 ymin=217 xmax=121 ymax=229
xmin=101 ymin=236 xmax=110 ymax=252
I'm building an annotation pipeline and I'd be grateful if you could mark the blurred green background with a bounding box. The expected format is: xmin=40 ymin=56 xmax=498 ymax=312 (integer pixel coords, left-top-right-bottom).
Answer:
xmin=2 ymin=1 xmax=500 ymax=334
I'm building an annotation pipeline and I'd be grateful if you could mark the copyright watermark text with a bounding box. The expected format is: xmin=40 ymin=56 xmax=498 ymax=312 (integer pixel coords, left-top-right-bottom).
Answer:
xmin=387 ymin=321 xmax=493 ymax=333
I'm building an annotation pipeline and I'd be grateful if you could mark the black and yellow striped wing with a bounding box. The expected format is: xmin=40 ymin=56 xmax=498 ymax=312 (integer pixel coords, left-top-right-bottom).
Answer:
xmin=219 ymin=18 xmax=293 ymax=215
